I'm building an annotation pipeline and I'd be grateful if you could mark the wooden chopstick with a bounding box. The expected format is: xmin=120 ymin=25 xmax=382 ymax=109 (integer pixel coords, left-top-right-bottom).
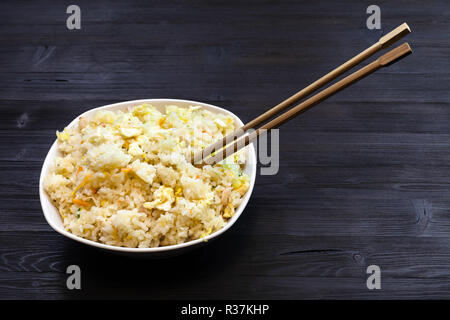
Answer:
xmin=202 ymin=42 xmax=412 ymax=165
xmin=193 ymin=23 xmax=411 ymax=164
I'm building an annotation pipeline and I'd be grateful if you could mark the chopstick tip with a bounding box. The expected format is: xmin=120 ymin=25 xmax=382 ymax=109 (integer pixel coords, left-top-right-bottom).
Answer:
xmin=379 ymin=42 xmax=412 ymax=66
xmin=400 ymin=22 xmax=411 ymax=33
xmin=379 ymin=22 xmax=411 ymax=48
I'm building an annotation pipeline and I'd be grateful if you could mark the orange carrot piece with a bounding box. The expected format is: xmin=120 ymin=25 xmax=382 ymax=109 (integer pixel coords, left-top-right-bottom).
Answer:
xmin=72 ymin=199 xmax=90 ymax=207
xmin=72 ymin=173 xmax=92 ymax=194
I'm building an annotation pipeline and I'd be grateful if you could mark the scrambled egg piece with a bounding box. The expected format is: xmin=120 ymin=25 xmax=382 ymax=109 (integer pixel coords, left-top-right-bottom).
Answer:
xmin=56 ymin=130 xmax=70 ymax=141
xmin=223 ymin=203 xmax=234 ymax=218
xmin=120 ymin=127 xmax=142 ymax=138
xmin=93 ymin=110 xmax=116 ymax=124
xmin=143 ymin=186 xmax=175 ymax=211
xmin=131 ymin=159 xmax=156 ymax=184
xmin=128 ymin=142 xmax=144 ymax=157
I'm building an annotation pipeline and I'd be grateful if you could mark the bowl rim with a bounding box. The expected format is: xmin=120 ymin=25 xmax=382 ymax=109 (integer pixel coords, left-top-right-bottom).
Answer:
xmin=39 ymin=98 xmax=257 ymax=253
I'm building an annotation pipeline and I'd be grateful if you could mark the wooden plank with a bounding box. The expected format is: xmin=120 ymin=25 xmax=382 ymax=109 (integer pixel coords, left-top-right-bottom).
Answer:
xmin=3 ymin=233 xmax=450 ymax=298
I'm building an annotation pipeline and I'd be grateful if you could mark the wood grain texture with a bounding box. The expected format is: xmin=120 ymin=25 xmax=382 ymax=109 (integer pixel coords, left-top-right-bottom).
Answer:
xmin=1 ymin=0 xmax=450 ymax=299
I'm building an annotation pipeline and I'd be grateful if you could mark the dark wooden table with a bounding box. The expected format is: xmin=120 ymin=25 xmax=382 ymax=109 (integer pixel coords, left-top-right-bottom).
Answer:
xmin=1 ymin=0 xmax=450 ymax=299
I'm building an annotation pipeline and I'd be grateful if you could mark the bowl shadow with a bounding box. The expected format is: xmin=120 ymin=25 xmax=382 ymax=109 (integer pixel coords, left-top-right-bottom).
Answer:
xmin=62 ymin=228 xmax=251 ymax=299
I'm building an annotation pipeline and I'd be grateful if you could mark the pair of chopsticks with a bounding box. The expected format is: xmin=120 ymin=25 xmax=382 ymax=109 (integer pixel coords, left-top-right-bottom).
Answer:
xmin=194 ymin=23 xmax=412 ymax=165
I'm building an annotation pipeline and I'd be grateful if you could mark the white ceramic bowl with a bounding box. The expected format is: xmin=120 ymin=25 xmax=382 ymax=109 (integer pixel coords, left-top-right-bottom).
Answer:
xmin=39 ymin=99 xmax=257 ymax=257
